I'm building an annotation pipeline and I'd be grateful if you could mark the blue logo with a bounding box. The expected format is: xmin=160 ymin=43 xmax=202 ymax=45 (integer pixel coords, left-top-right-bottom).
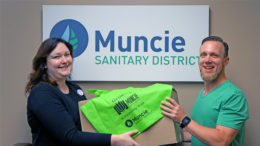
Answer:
xmin=125 ymin=120 xmax=133 ymax=127
xmin=50 ymin=19 xmax=88 ymax=58
xmin=114 ymin=100 xmax=128 ymax=115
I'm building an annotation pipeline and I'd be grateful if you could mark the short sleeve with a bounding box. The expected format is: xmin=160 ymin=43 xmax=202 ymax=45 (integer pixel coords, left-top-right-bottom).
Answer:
xmin=217 ymin=90 xmax=249 ymax=130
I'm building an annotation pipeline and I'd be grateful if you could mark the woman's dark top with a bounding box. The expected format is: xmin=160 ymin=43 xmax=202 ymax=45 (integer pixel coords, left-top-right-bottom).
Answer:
xmin=27 ymin=81 xmax=111 ymax=146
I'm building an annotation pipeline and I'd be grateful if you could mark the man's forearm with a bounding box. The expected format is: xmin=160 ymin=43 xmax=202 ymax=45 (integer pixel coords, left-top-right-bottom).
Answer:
xmin=185 ymin=120 xmax=238 ymax=146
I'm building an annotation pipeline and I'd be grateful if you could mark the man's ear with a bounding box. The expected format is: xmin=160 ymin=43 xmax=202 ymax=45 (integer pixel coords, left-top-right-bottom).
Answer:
xmin=224 ymin=56 xmax=229 ymax=66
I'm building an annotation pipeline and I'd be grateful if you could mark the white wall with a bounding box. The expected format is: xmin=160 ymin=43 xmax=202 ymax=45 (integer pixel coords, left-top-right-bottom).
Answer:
xmin=0 ymin=1 xmax=42 ymax=145
xmin=0 ymin=1 xmax=4 ymax=145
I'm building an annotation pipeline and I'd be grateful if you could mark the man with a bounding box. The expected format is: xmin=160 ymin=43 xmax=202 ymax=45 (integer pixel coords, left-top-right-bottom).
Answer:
xmin=161 ymin=36 xmax=249 ymax=146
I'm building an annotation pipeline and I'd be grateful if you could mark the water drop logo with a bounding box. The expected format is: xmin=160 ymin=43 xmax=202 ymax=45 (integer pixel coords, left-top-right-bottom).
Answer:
xmin=50 ymin=19 xmax=88 ymax=58
xmin=125 ymin=119 xmax=133 ymax=127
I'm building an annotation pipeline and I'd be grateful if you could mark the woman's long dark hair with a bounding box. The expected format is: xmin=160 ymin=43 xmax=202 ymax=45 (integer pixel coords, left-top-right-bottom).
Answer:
xmin=25 ymin=38 xmax=73 ymax=94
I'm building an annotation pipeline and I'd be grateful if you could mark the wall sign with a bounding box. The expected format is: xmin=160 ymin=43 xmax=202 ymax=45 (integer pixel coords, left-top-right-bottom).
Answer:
xmin=43 ymin=5 xmax=209 ymax=81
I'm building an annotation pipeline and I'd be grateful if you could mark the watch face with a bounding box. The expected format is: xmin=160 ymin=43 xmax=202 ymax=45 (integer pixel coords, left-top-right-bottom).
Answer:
xmin=182 ymin=116 xmax=191 ymax=125
xmin=183 ymin=118 xmax=189 ymax=123
xmin=180 ymin=116 xmax=191 ymax=128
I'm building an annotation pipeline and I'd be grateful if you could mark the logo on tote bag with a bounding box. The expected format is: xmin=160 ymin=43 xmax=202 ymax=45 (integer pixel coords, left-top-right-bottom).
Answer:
xmin=114 ymin=101 xmax=128 ymax=115
xmin=50 ymin=19 xmax=89 ymax=58
xmin=125 ymin=119 xmax=133 ymax=127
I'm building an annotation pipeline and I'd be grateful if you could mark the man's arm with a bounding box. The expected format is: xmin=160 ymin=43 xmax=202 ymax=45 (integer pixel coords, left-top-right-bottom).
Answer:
xmin=185 ymin=120 xmax=238 ymax=146
xmin=161 ymin=97 xmax=238 ymax=146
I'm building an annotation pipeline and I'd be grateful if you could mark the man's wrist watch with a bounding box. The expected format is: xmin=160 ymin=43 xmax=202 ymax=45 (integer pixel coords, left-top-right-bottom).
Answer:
xmin=180 ymin=116 xmax=191 ymax=128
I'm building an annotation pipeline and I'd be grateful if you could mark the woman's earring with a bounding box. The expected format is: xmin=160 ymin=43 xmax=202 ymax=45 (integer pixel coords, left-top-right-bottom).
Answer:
xmin=40 ymin=64 xmax=47 ymax=71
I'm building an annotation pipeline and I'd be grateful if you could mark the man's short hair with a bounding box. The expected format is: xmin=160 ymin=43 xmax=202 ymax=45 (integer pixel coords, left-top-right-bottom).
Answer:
xmin=202 ymin=36 xmax=229 ymax=58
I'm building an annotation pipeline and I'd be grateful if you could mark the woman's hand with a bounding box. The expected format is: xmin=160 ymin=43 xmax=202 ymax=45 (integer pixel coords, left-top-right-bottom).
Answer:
xmin=111 ymin=130 xmax=140 ymax=146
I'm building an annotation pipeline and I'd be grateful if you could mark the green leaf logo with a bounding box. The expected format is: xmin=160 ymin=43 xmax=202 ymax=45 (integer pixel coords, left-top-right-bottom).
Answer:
xmin=61 ymin=25 xmax=79 ymax=50
xmin=50 ymin=19 xmax=89 ymax=58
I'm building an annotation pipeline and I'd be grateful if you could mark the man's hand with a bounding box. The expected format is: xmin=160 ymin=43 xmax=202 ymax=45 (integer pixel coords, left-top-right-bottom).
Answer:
xmin=160 ymin=97 xmax=186 ymax=123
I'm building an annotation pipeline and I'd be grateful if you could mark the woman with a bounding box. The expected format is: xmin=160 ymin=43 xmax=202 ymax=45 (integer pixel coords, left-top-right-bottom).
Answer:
xmin=25 ymin=38 xmax=139 ymax=146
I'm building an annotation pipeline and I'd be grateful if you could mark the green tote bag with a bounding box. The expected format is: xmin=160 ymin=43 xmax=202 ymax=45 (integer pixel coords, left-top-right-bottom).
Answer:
xmin=80 ymin=83 xmax=173 ymax=137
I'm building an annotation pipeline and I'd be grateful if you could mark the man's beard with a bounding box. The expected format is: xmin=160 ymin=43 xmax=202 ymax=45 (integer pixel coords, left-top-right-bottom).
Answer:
xmin=200 ymin=68 xmax=222 ymax=82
